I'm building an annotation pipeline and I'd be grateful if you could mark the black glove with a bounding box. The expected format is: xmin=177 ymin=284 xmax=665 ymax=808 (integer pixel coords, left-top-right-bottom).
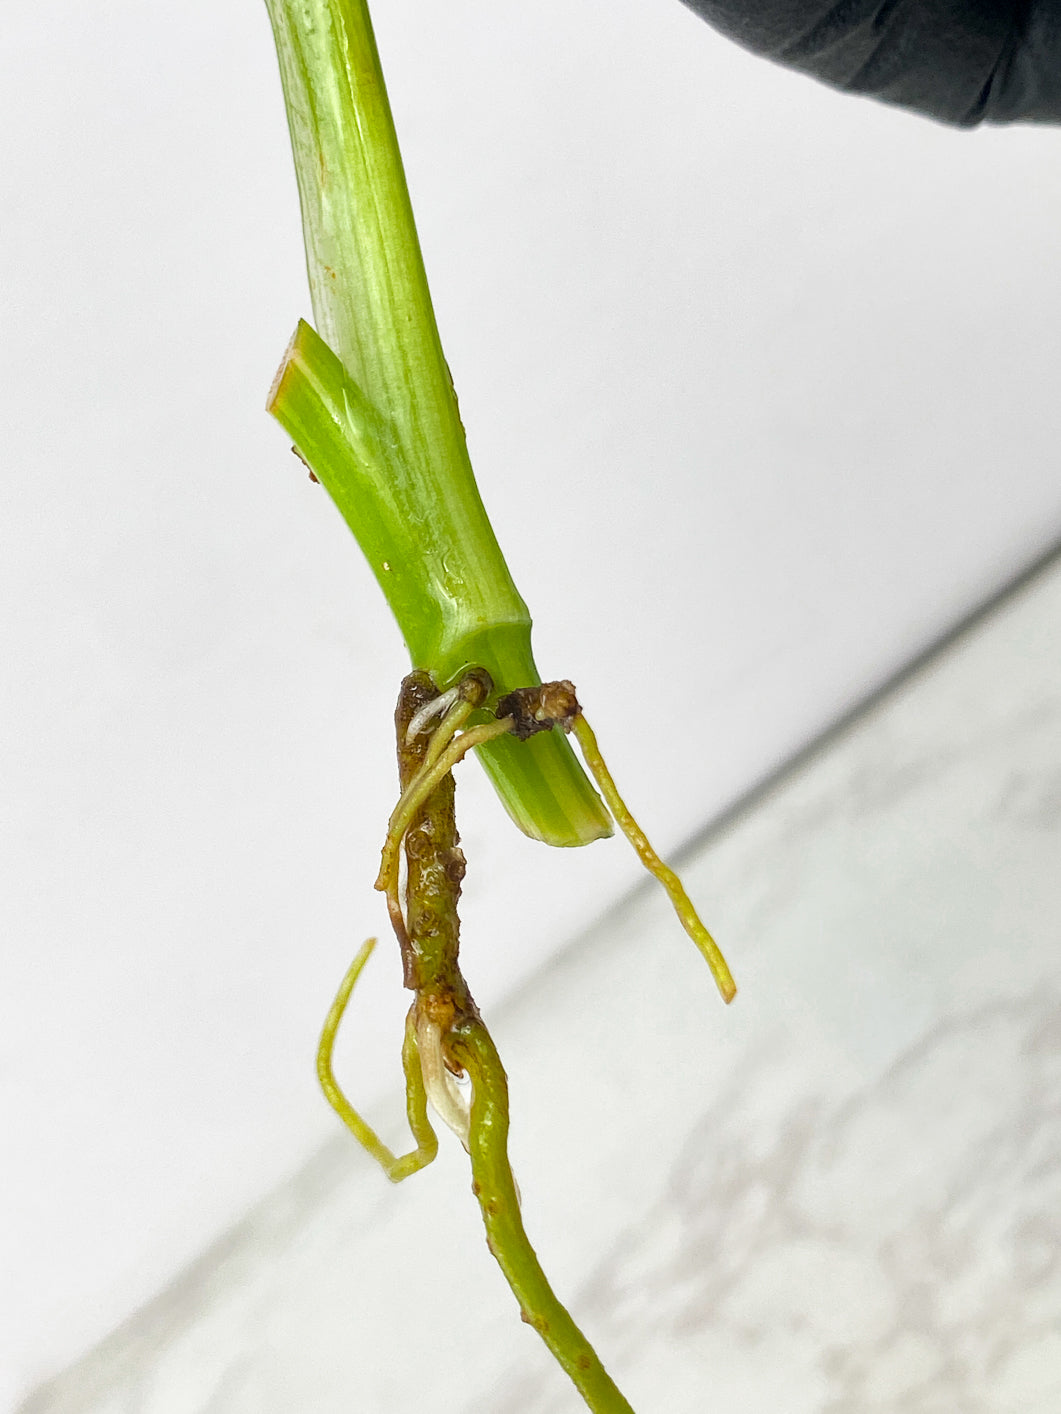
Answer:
xmin=680 ymin=0 xmax=1061 ymax=125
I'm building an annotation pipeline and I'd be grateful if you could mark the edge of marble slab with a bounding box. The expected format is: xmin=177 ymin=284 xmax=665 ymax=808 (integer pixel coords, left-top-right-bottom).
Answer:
xmin=672 ymin=531 xmax=1061 ymax=870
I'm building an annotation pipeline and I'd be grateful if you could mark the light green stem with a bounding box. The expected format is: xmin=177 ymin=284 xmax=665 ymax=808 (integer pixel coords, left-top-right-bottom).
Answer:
xmin=451 ymin=1019 xmax=635 ymax=1414
xmin=264 ymin=0 xmax=611 ymax=847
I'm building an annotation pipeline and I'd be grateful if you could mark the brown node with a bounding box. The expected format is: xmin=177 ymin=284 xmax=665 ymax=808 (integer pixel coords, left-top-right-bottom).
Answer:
xmin=456 ymin=666 xmax=493 ymax=708
xmin=495 ymin=680 xmax=581 ymax=740
xmin=417 ymin=989 xmax=457 ymax=1033
xmin=444 ymin=845 xmax=467 ymax=887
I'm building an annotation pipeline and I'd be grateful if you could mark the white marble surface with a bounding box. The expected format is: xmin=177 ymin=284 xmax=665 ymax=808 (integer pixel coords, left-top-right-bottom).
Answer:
xmin=19 ymin=551 xmax=1061 ymax=1411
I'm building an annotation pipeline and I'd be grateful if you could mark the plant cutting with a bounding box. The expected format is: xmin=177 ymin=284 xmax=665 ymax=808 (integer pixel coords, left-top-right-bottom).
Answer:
xmin=264 ymin=1 xmax=735 ymax=1408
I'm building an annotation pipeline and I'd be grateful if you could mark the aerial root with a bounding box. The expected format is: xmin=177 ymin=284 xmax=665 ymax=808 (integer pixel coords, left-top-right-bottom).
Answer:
xmin=570 ymin=711 xmax=736 ymax=1004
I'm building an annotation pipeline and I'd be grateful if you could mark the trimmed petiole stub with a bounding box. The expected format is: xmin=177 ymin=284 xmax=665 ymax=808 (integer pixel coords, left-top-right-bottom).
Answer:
xmin=266 ymin=318 xmax=612 ymax=850
xmin=264 ymin=0 xmax=612 ymax=850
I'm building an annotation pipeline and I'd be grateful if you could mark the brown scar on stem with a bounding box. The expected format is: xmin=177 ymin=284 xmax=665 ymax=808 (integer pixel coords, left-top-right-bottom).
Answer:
xmin=417 ymin=988 xmax=458 ymax=1032
xmin=495 ymin=680 xmax=580 ymax=740
xmin=392 ymin=671 xmax=443 ymax=988
xmin=290 ymin=445 xmax=319 ymax=481
xmin=394 ymin=671 xmax=485 ymax=1022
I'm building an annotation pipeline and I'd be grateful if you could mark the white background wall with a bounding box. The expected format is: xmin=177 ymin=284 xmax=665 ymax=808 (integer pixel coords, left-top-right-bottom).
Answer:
xmin=3 ymin=0 xmax=1060 ymax=1402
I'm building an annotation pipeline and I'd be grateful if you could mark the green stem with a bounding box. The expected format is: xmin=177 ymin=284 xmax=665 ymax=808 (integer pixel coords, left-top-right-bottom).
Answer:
xmin=264 ymin=0 xmax=610 ymax=848
xmin=451 ymin=1019 xmax=635 ymax=1414
xmin=264 ymin=0 xmax=463 ymax=474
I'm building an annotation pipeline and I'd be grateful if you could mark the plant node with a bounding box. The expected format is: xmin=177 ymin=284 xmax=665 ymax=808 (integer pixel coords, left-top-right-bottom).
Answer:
xmin=319 ymin=665 xmax=734 ymax=1412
